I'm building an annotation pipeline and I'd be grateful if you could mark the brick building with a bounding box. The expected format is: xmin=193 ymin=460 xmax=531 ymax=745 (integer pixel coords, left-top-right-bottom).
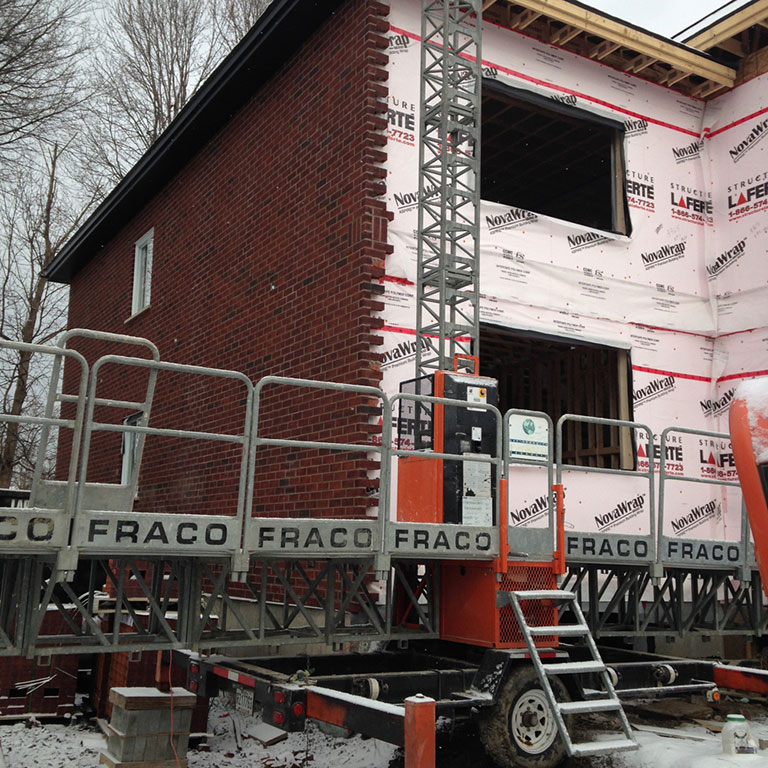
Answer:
xmin=48 ymin=0 xmax=393 ymax=521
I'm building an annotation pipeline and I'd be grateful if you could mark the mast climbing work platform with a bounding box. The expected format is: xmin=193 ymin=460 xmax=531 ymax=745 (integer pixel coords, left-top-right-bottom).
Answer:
xmin=0 ymin=329 xmax=762 ymax=658
xmin=1 ymin=2 xmax=767 ymax=764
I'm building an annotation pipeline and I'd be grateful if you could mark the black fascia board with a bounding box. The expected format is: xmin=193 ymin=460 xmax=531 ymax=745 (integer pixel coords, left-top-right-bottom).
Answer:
xmin=680 ymin=1 xmax=754 ymax=43
xmin=46 ymin=0 xmax=344 ymax=284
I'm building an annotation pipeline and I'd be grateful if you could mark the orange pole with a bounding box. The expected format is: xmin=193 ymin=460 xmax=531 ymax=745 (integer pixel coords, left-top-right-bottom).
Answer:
xmin=404 ymin=694 xmax=435 ymax=768
xmin=730 ymin=395 xmax=768 ymax=596
xmin=552 ymin=483 xmax=566 ymax=575
xmin=495 ymin=477 xmax=509 ymax=574
xmin=154 ymin=651 xmax=171 ymax=692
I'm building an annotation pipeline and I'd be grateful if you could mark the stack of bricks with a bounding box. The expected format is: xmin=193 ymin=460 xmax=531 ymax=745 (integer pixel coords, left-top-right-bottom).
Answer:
xmin=100 ymin=687 xmax=196 ymax=768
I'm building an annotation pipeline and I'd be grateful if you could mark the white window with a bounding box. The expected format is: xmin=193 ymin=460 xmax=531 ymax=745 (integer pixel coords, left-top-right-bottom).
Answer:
xmin=121 ymin=412 xmax=142 ymax=486
xmin=131 ymin=229 xmax=154 ymax=315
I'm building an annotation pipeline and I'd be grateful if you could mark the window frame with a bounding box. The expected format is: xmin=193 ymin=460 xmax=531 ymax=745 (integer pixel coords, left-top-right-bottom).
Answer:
xmin=131 ymin=228 xmax=154 ymax=317
xmin=481 ymin=79 xmax=631 ymax=236
xmin=120 ymin=411 xmax=143 ymax=489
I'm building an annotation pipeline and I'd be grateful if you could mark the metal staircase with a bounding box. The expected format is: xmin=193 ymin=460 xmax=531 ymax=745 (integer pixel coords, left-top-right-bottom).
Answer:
xmin=506 ymin=589 xmax=638 ymax=758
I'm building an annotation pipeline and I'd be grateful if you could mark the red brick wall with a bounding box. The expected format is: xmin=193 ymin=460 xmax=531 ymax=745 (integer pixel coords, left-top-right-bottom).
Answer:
xmin=63 ymin=0 xmax=391 ymax=522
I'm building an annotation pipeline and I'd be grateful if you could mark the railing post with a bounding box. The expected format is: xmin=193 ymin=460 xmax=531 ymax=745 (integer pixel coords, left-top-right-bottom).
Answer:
xmin=404 ymin=693 xmax=435 ymax=768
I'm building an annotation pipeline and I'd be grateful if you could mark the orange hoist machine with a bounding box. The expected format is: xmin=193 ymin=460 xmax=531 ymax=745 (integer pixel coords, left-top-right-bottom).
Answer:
xmin=395 ymin=356 xmax=561 ymax=649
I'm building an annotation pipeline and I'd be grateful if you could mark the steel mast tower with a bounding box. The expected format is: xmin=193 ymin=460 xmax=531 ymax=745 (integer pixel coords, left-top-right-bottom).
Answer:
xmin=415 ymin=0 xmax=483 ymax=377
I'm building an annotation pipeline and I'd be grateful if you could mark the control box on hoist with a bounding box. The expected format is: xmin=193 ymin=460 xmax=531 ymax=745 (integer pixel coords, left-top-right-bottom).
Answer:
xmin=396 ymin=360 xmax=498 ymax=526
xmin=397 ymin=358 xmax=557 ymax=648
xmin=394 ymin=357 xmax=559 ymax=650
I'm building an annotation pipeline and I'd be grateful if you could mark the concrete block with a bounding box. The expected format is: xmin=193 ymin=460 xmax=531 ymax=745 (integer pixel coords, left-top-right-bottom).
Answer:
xmin=112 ymin=707 xmax=170 ymax=736
xmin=99 ymin=751 xmax=188 ymax=768
xmin=109 ymin=687 xmax=196 ymax=711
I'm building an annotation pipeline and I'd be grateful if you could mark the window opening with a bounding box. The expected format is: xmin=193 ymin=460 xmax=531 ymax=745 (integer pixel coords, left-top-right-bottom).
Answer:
xmin=121 ymin=412 xmax=142 ymax=487
xmin=482 ymin=80 xmax=630 ymax=234
xmin=479 ymin=324 xmax=634 ymax=468
xmin=131 ymin=228 xmax=154 ymax=315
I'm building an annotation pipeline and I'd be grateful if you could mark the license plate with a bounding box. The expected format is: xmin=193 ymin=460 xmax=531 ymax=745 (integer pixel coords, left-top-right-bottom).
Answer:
xmin=235 ymin=686 xmax=254 ymax=714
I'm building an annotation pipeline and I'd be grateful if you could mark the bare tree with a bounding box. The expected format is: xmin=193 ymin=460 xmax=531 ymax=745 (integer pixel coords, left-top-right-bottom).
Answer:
xmin=87 ymin=0 xmax=228 ymax=184
xmin=213 ymin=0 xmax=271 ymax=50
xmin=0 ymin=143 xmax=101 ymax=487
xmin=0 ymin=0 xmax=87 ymax=176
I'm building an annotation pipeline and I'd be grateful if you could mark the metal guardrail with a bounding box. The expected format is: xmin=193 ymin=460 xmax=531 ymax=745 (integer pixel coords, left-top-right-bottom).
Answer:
xmin=657 ymin=426 xmax=744 ymax=575
xmin=504 ymin=409 xmax=555 ymax=561
xmin=556 ymin=414 xmax=658 ymax=572
xmin=67 ymin=354 xmax=256 ymax=574
xmin=249 ymin=375 xmax=390 ymax=571
xmin=0 ymin=332 xmax=756 ymax=585
xmin=0 ymin=338 xmax=90 ymax=579
xmin=0 ymin=336 xmax=512 ymax=576
xmin=389 ymin=391 xmax=503 ymax=561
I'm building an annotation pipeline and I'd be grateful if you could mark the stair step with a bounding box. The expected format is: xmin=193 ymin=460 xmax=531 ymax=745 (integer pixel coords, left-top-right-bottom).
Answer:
xmin=511 ymin=589 xmax=574 ymax=601
xmin=508 ymin=588 xmax=634 ymax=759
xmin=570 ymin=739 xmax=638 ymax=757
xmin=558 ymin=699 xmax=622 ymax=715
xmin=543 ymin=661 xmax=605 ymax=675
xmin=528 ymin=624 xmax=589 ymax=637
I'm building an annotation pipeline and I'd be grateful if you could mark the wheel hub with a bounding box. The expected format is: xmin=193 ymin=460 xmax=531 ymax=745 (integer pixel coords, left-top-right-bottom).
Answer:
xmin=509 ymin=689 xmax=557 ymax=755
xmin=521 ymin=711 xmax=540 ymax=727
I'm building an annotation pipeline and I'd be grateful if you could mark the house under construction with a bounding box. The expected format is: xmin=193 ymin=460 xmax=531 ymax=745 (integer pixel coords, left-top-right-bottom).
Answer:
xmin=2 ymin=0 xmax=768 ymax=739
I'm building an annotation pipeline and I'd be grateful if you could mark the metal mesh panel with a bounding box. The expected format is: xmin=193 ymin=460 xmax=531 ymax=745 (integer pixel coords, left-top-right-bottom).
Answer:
xmin=499 ymin=565 xmax=557 ymax=646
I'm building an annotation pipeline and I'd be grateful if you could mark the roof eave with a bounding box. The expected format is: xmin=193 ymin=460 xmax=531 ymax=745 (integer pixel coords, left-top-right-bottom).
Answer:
xmin=46 ymin=0 xmax=344 ymax=284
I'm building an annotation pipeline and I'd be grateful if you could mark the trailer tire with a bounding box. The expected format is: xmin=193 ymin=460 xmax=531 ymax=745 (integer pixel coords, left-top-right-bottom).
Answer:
xmin=479 ymin=667 xmax=570 ymax=768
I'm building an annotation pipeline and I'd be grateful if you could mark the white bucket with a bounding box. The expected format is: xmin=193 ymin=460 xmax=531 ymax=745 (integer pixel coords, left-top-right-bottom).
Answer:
xmin=684 ymin=715 xmax=768 ymax=768
xmin=722 ymin=714 xmax=759 ymax=757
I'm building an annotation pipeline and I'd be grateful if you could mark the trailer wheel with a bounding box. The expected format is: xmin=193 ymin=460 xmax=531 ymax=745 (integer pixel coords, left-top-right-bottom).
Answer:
xmin=479 ymin=667 xmax=570 ymax=768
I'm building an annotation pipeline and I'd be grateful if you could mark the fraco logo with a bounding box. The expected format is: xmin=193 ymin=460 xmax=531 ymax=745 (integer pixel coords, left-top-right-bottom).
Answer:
xmin=729 ymin=116 xmax=768 ymax=163
xmin=595 ymin=493 xmax=645 ymax=532
xmin=640 ymin=241 xmax=686 ymax=269
xmin=706 ymin=239 xmax=746 ymax=279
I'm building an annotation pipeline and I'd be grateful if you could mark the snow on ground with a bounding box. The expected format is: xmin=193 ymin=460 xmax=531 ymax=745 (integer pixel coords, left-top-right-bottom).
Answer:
xmin=2 ymin=697 xmax=768 ymax=768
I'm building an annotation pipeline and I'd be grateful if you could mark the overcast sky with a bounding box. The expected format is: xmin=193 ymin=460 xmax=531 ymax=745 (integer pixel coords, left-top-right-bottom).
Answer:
xmin=586 ymin=0 xmax=748 ymax=39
